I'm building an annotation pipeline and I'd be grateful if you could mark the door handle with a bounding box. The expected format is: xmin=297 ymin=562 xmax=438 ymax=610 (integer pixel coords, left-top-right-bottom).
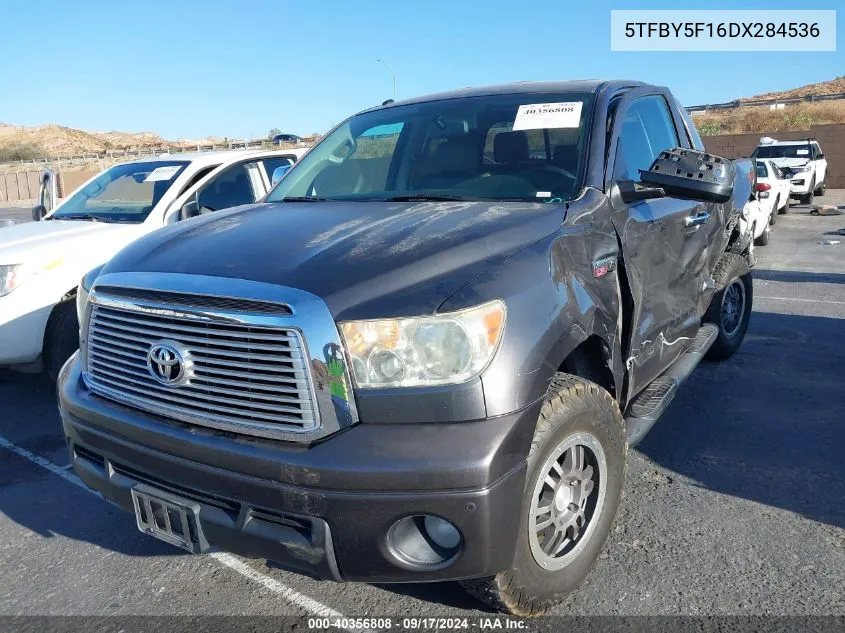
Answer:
xmin=684 ymin=211 xmax=710 ymax=228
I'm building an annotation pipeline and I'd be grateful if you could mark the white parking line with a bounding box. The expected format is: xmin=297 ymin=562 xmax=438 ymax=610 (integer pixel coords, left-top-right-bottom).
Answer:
xmin=0 ymin=434 xmax=360 ymax=628
xmin=757 ymin=295 xmax=845 ymax=305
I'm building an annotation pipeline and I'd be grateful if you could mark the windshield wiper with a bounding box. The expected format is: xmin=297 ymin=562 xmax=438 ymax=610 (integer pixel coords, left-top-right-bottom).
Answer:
xmin=386 ymin=194 xmax=473 ymax=202
xmin=52 ymin=214 xmax=116 ymax=223
xmin=280 ymin=196 xmax=327 ymax=202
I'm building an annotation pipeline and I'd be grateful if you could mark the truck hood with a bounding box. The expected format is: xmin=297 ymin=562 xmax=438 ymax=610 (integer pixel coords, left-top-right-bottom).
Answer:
xmin=105 ymin=200 xmax=565 ymax=320
xmin=0 ymin=219 xmax=141 ymax=265
xmin=767 ymin=157 xmax=810 ymax=168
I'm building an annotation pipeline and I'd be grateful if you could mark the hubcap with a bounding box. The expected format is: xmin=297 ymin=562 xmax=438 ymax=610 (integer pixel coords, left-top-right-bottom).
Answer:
xmin=720 ymin=279 xmax=746 ymax=337
xmin=528 ymin=432 xmax=607 ymax=570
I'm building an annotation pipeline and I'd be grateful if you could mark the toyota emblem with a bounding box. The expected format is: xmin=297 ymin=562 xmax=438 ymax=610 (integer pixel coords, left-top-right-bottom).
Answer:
xmin=147 ymin=341 xmax=191 ymax=386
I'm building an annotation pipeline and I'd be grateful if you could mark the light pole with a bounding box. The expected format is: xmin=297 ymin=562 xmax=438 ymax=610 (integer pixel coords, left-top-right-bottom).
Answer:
xmin=377 ymin=58 xmax=396 ymax=101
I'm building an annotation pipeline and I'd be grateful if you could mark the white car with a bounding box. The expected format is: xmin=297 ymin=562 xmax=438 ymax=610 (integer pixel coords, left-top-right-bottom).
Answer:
xmin=740 ymin=197 xmax=771 ymax=255
xmin=755 ymin=159 xmax=791 ymax=225
xmin=0 ymin=147 xmax=307 ymax=379
xmin=753 ymin=137 xmax=828 ymax=205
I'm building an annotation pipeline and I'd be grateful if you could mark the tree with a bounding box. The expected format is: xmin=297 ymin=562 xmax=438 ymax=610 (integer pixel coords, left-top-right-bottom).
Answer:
xmin=268 ymin=128 xmax=281 ymax=139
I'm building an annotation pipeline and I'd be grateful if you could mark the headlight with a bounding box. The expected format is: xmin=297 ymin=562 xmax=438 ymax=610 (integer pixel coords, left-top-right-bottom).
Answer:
xmin=340 ymin=299 xmax=505 ymax=388
xmin=77 ymin=264 xmax=105 ymax=323
xmin=793 ymin=166 xmax=811 ymax=173
xmin=0 ymin=264 xmax=27 ymax=297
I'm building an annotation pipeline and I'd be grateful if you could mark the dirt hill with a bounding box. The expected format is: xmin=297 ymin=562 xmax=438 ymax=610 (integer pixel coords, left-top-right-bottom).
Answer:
xmin=749 ymin=76 xmax=845 ymax=101
xmin=0 ymin=122 xmax=225 ymax=160
xmin=693 ymin=76 xmax=845 ymax=135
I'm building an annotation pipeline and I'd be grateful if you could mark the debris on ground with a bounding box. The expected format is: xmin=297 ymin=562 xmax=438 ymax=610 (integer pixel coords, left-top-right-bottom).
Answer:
xmin=819 ymin=239 xmax=841 ymax=245
xmin=810 ymin=205 xmax=844 ymax=216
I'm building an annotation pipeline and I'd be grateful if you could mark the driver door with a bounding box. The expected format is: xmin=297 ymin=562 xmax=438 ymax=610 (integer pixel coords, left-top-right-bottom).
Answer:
xmin=607 ymin=90 xmax=716 ymax=397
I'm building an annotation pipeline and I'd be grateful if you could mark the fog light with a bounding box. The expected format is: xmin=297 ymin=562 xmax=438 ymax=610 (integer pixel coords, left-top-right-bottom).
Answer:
xmin=386 ymin=515 xmax=462 ymax=568
xmin=423 ymin=515 xmax=461 ymax=550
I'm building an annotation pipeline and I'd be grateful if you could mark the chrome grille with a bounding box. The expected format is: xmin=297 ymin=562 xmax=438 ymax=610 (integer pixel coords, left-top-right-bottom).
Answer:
xmin=84 ymin=300 xmax=319 ymax=439
xmin=93 ymin=286 xmax=292 ymax=315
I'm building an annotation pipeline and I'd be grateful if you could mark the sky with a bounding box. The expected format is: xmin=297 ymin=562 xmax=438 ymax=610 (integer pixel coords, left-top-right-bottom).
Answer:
xmin=0 ymin=0 xmax=841 ymax=141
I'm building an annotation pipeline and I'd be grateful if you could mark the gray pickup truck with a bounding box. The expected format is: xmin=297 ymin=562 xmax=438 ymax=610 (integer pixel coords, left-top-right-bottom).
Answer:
xmin=60 ymin=80 xmax=754 ymax=616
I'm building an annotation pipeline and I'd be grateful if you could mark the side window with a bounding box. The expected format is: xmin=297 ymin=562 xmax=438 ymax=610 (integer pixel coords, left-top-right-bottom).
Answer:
xmin=196 ymin=163 xmax=255 ymax=213
xmin=612 ymin=95 xmax=680 ymax=182
xmin=178 ymin=165 xmax=219 ymax=195
xmin=812 ymin=142 xmax=822 ymax=159
xmin=261 ymin=157 xmax=294 ymax=184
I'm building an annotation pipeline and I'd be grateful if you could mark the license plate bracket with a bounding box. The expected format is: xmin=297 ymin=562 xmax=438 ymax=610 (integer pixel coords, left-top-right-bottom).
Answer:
xmin=131 ymin=484 xmax=208 ymax=554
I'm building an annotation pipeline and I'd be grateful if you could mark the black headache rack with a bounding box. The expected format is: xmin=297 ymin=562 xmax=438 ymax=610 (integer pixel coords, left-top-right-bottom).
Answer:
xmin=641 ymin=148 xmax=735 ymax=204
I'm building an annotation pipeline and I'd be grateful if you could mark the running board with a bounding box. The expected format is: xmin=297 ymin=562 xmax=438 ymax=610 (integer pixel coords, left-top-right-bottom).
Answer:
xmin=625 ymin=323 xmax=718 ymax=447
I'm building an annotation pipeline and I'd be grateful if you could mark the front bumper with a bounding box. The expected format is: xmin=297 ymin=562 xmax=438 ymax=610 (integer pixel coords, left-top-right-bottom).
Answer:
xmin=0 ymin=286 xmax=53 ymax=365
xmin=789 ymin=175 xmax=813 ymax=195
xmin=59 ymin=355 xmax=538 ymax=582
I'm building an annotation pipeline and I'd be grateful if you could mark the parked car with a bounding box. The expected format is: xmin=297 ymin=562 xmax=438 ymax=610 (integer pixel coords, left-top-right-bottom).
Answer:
xmin=272 ymin=133 xmax=303 ymax=143
xmin=755 ymin=159 xmax=790 ymax=222
xmin=753 ymin=137 xmax=827 ymax=204
xmin=60 ymin=80 xmax=754 ymax=616
xmin=0 ymin=147 xmax=307 ymax=380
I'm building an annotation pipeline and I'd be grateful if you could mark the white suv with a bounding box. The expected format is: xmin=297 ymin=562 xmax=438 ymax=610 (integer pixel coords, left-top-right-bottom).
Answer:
xmin=753 ymin=137 xmax=827 ymax=205
xmin=0 ymin=147 xmax=308 ymax=380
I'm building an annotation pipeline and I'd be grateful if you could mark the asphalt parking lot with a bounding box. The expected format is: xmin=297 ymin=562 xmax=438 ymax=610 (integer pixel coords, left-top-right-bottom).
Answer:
xmin=1 ymin=193 xmax=844 ymax=623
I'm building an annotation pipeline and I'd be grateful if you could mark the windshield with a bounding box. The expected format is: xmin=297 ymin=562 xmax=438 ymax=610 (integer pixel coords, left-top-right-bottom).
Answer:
xmin=754 ymin=144 xmax=811 ymax=159
xmin=267 ymin=92 xmax=594 ymax=203
xmin=51 ymin=160 xmax=189 ymax=223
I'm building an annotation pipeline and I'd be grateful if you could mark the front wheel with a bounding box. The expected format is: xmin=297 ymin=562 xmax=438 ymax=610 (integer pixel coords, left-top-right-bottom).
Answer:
xmin=460 ymin=375 xmax=626 ymax=616
xmin=704 ymin=253 xmax=752 ymax=361
xmin=44 ymin=299 xmax=79 ymax=383
xmin=802 ymin=181 xmax=815 ymax=206
xmin=778 ymin=196 xmax=789 ymax=215
xmin=769 ymin=197 xmax=778 ymax=225
xmin=815 ymin=181 xmax=826 ymax=196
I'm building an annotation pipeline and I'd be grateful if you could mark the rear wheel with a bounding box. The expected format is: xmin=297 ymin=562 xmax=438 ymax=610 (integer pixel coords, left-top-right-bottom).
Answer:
xmin=704 ymin=254 xmax=752 ymax=361
xmin=43 ymin=299 xmax=79 ymax=383
xmin=460 ymin=374 xmax=626 ymax=616
xmin=754 ymin=222 xmax=770 ymax=246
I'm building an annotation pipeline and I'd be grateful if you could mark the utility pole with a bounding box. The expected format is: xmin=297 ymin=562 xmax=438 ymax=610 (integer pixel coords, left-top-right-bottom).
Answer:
xmin=377 ymin=59 xmax=396 ymax=101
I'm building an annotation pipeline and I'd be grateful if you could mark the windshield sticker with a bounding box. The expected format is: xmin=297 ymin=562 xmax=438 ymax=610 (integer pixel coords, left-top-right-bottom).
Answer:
xmin=144 ymin=166 xmax=181 ymax=182
xmin=796 ymin=149 xmax=809 ymax=155
xmin=536 ymin=191 xmax=552 ymax=197
xmin=512 ymin=102 xmax=582 ymax=131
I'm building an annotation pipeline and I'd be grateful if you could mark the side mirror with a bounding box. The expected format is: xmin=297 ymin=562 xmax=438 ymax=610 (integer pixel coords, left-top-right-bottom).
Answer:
xmin=817 ymin=153 xmax=825 ymax=159
xmin=613 ymin=180 xmax=665 ymax=204
xmin=271 ymin=164 xmax=292 ymax=186
xmin=31 ymin=204 xmax=47 ymax=221
xmin=640 ymin=148 xmax=734 ymax=203
xmin=179 ymin=200 xmax=200 ymax=221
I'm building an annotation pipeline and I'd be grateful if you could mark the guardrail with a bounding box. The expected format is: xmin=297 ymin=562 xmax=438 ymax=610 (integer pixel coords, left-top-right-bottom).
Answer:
xmin=0 ymin=139 xmax=314 ymax=172
xmin=687 ymin=91 xmax=845 ymax=113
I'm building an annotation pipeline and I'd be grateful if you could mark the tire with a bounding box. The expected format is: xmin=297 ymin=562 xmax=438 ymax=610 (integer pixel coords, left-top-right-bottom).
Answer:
xmin=778 ymin=196 xmax=789 ymax=215
xmin=460 ymin=374 xmax=627 ymax=616
xmin=44 ymin=299 xmax=79 ymax=383
xmin=815 ymin=181 xmax=826 ymax=196
xmin=769 ymin=197 xmax=778 ymax=225
xmin=802 ymin=181 xmax=815 ymax=206
xmin=704 ymin=253 xmax=752 ymax=362
xmin=754 ymin=223 xmax=769 ymax=246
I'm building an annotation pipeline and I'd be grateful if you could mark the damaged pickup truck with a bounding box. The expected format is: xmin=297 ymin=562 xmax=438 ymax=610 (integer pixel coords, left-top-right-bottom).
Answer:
xmin=59 ymin=80 xmax=754 ymax=616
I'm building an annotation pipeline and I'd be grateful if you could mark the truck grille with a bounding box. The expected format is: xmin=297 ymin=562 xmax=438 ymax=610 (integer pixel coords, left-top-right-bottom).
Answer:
xmin=84 ymin=301 xmax=319 ymax=438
